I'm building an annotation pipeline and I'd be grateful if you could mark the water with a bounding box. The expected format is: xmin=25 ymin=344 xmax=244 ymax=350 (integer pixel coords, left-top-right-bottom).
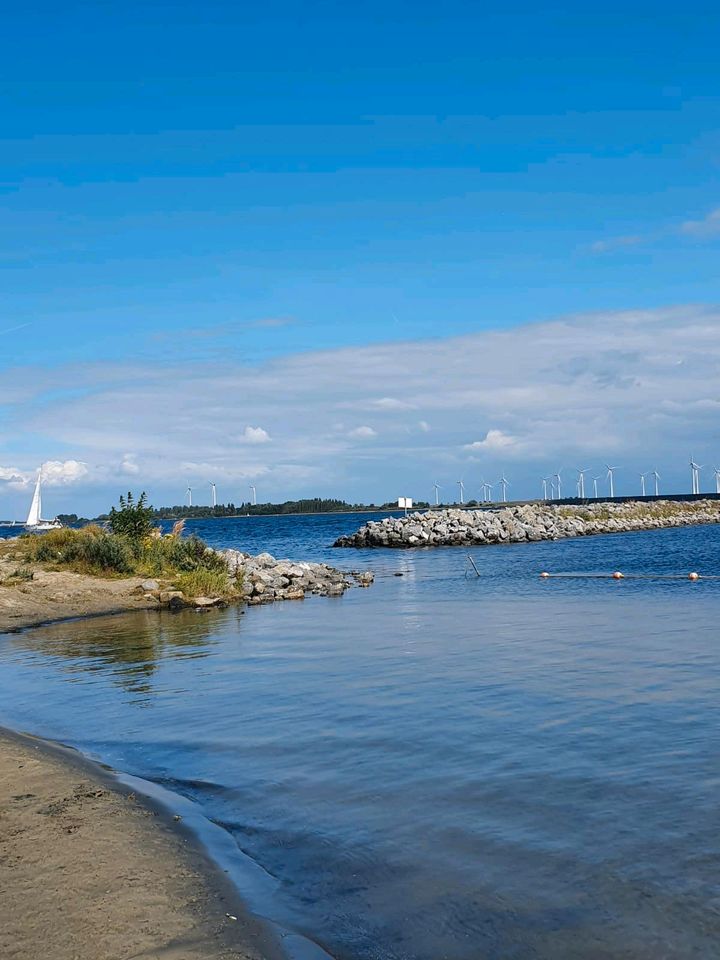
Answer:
xmin=1 ymin=515 xmax=719 ymax=959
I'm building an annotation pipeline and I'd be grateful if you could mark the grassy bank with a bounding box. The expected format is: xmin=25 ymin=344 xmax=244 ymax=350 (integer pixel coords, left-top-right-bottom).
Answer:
xmin=2 ymin=525 xmax=237 ymax=600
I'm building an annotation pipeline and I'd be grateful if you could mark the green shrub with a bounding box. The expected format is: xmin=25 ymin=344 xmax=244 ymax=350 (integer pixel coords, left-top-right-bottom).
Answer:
xmin=108 ymin=492 xmax=154 ymax=541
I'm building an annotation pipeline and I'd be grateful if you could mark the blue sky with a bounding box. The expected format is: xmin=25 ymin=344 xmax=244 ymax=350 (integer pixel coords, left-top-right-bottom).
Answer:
xmin=2 ymin=2 xmax=720 ymax=514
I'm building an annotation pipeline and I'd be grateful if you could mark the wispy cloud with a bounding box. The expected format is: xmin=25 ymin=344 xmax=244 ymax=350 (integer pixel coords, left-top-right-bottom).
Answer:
xmin=590 ymin=234 xmax=644 ymax=254
xmin=590 ymin=204 xmax=720 ymax=254
xmin=680 ymin=207 xmax=720 ymax=237
xmin=0 ymin=322 xmax=32 ymax=336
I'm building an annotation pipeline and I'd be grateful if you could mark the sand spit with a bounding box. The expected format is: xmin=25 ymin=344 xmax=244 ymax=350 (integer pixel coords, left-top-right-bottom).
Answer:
xmin=0 ymin=545 xmax=373 ymax=633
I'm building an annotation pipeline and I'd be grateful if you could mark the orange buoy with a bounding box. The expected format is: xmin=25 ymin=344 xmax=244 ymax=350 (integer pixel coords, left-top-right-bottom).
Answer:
xmin=612 ymin=571 xmax=624 ymax=579
xmin=688 ymin=572 xmax=700 ymax=581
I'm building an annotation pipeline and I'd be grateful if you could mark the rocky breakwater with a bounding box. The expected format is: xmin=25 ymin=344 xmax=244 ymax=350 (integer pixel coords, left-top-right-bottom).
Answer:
xmin=333 ymin=500 xmax=720 ymax=548
xmin=221 ymin=549 xmax=374 ymax=604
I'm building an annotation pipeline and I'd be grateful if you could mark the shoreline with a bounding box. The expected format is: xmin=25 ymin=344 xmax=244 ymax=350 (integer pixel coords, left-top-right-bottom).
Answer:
xmin=0 ymin=548 xmax=373 ymax=635
xmin=0 ymin=725 xmax=286 ymax=960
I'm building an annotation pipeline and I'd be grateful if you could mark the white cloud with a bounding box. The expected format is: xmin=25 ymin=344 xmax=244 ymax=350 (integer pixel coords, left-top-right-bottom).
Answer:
xmin=680 ymin=207 xmax=720 ymax=237
xmin=3 ymin=304 xmax=720 ymax=506
xmin=120 ymin=454 xmax=140 ymax=475
xmin=464 ymin=430 xmax=518 ymax=452
xmin=40 ymin=460 xmax=89 ymax=486
xmin=0 ymin=466 xmax=29 ymax=488
xmin=0 ymin=460 xmax=89 ymax=489
xmin=242 ymin=426 xmax=271 ymax=444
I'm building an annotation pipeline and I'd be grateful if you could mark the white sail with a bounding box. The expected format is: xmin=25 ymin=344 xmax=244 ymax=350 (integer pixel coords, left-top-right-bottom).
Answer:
xmin=26 ymin=476 xmax=42 ymax=527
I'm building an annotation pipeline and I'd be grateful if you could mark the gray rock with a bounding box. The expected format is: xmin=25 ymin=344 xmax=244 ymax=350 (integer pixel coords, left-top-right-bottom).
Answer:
xmin=333 ymin=501 xmax=720 ymax=549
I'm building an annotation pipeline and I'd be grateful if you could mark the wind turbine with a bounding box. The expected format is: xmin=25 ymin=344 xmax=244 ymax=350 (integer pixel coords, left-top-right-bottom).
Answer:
xmin=714 ymin=468 xmax=720 ymax=495
xmin=652 ymin=470 xmax=660 ymax=496
xmin=209 ymin=481 xmax=217 ymax=508
xmin=186 ymin=486 xmax=192 ymax=507
xmin=250 ymin=484 xmax=257 ymax=506
xmin=542 ymin=477 xmax=549 ymax=501
xmin=592 ymin=476 xmax=601 ymax=498
xmin=485 ymin=481 xmax=494 ymax=502
xmin=499 ymin=474 xmax=509 ymax=503
xmin=576 ymin=468 xmax=589 ymax=499
xmin=690 ymin=458 xmax=702 ymax=495
xmin=554 ymin=470 xmax=562 ymax=500
xmin=457 ymin=479 xmax=465 ymax=505
xmin=640 ymin=473 xmax=647 ymax=497
xmin=433 ymin=482 xmax=442 ymax=506
xmin=606 ymin=465 xmax=617 ymax=499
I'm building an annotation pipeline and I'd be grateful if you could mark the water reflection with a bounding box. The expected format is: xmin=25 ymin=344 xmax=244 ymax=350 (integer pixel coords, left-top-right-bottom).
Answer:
xmin=9 ymin=609 xmax=235 ymax=701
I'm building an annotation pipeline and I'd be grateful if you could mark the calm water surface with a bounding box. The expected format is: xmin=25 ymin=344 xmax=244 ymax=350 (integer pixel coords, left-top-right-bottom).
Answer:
xmin=1 ymin=515 xmax=719 ymax=959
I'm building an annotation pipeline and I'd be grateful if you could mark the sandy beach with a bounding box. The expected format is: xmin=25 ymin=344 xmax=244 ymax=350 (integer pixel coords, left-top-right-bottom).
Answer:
xmin=0 ymin=729 xmax=279 ymax=960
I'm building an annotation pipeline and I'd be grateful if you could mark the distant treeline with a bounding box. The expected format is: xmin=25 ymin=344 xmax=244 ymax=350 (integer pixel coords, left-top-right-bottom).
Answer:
xmin=94 ymin=498 xmax=430 ymax=521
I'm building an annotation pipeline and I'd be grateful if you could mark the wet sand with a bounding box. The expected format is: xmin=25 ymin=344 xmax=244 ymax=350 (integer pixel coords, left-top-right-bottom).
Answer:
xmin=0 ymin=729 xmax=279 ymax=960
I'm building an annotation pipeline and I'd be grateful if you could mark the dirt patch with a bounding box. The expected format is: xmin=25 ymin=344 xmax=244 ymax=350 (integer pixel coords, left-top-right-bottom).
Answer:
xmin=0 ymin=554 xmax=159 ymax=632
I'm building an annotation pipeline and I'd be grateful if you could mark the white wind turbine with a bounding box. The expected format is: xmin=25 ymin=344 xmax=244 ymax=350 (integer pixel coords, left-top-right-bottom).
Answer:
xmin=186 ymin=486 xmax=193 ymax=507
xmin=714 ymin=467 xmax=720 ymax=495
xmin=639 ymin=473 xmax=647 ymax=497
xmin=457 ymin=479 xmax=465 ymax=505
xmin=576 ymin=468 xmax=589 ymax=499
xmin=592 ymin=475 xmax=601 ymax=498
xmin=433 ymin=482 xmax=442 ymax=506
xmin=690 ymin=458 xmax=702 ymax=496
xmin=554 ymin=470 xmax=562 ymax=500
xmin=606 ymin=465 xmax=617 ymax=499
xmin=209 ymin=481 xmax=217 ymax=508
xmin=499 ymin=474 xmax=509 ymax=503
xmin=250 ymin=484 xmax=257 ymax=506
xmin=542 ymin=477 xmax=549 ymax=501
xmin=652 ymin=470 xmax=660 ymax=496
xmin=485 ymin=481 xmax=494 ymax=502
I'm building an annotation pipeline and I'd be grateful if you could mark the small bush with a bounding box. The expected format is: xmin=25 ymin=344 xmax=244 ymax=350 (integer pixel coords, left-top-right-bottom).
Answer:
xmin=22 ymin=527 xmax=136 ymax=575
xmin=108 ymin=492 xmax=155 ymax=541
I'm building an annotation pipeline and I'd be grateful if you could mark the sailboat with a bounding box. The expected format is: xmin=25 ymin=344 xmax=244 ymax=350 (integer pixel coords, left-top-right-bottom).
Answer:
xmin=25 ymin=474 xmax=62 ymax=531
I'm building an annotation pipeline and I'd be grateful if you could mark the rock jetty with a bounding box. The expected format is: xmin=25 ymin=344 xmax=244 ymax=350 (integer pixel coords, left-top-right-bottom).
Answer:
xmin=333 ymin=500 xmax=720 ymax=549
xmin=221 ymin=549 xmax=374 ymax=603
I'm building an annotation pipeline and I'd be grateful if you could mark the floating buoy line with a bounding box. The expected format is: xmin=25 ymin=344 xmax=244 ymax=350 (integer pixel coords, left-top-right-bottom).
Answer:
xmin=538 ymin=571 xmax=714 ymax=581
xmin=461 ymin=556 xmax=714 ymax=581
